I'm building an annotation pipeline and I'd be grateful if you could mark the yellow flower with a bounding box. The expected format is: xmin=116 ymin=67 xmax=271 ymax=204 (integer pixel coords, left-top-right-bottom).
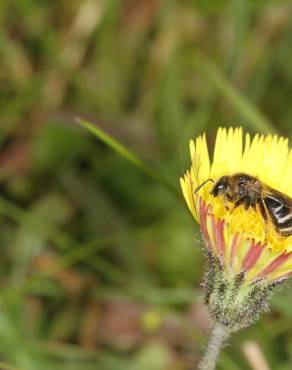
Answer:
xmin=180 ymin=127 xmax=292 ymax=283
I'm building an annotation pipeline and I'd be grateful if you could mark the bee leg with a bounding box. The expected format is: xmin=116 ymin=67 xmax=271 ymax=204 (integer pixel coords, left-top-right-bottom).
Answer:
xmin=230 ymin=196 xmax=249 ymax=214
xmin=257 ymin=199 xmax=269 ymax=241
xmin=223 ymin=199 xmax=230 ymax=211
xmin=244 ymin=198 xmax=251 ymax=210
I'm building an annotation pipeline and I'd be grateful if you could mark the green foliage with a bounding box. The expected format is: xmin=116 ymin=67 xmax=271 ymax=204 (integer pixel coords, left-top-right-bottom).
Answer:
xmin=0 ymin=0 xmax=291 ymax=369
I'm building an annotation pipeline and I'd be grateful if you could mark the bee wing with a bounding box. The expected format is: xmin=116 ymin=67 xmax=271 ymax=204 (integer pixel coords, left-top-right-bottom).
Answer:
xmin=262 ymin=186 xmax=292 ymax=231
xmin=262 ymin=186 xmax=292 ymax=208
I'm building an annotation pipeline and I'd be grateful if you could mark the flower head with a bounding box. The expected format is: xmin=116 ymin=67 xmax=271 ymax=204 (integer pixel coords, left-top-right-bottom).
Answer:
xmin=181 ymin=127 xmax=292 ymax=284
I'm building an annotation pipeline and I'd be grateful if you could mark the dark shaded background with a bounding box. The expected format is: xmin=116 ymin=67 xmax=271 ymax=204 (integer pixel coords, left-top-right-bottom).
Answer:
xmin=0 ymin=1 xmax=292 ymax=369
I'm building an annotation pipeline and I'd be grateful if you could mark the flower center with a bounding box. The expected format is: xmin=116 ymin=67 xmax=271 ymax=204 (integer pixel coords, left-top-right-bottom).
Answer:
xmin=199 ymin=184 xmax=292 ymax=253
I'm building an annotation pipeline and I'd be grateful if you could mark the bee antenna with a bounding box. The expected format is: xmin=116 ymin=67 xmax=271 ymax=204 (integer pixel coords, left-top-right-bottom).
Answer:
xmin=194 ymin=178 xmax=214 ymax=194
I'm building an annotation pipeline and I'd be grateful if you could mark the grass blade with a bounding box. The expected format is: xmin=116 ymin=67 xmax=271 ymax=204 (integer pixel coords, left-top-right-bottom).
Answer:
xmin=77 ymin=118 xmax=181 ymax=198
xmin=201 ymin=59 xmax=278 ymax=135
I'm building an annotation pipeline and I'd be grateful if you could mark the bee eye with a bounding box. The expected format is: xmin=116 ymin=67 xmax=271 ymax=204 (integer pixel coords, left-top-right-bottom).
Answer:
xmin=238 ymin=181 xmax=245 ymax=187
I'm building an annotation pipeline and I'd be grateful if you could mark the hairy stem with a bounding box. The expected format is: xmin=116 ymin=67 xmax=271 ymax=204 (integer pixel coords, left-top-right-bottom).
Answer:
xmin=199 ymin=324 xmax=229 ymax=370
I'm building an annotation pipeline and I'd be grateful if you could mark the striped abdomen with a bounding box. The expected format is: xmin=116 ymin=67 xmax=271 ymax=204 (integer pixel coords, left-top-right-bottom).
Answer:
xmin=264 ymin=195 xmax=292 ymax=236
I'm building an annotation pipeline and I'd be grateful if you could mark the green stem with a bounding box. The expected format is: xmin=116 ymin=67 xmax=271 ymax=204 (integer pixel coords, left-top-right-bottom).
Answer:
xmin=199 ymin=324 xmax=229 ymax=370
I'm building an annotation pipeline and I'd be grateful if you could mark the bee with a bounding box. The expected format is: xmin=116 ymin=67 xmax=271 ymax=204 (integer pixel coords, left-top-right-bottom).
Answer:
xmin=194 ymin=173 xmax=292 ymax=237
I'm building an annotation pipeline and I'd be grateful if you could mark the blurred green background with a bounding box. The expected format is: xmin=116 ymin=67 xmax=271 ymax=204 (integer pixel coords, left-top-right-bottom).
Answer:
xmin=0 ymin=1 xmax=292 ymax=369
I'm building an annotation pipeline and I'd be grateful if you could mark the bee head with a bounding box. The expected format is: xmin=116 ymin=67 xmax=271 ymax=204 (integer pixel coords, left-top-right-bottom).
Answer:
xmin=210 ymin=173 xmax=261 ymax=203
xmin=210 ymin=176 xmax=230 ymax=197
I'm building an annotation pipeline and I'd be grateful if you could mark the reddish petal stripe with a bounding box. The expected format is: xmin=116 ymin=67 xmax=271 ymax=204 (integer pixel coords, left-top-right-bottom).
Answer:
xmin=242 ymin=241 xmax=264 ymax=271
xmin=257 ymin=252 xmax=292 ymax=278
xmin=212 ymin=216 xmax=225 ymax=256
xmin=210 ymin=216 xmax=215 ymax=253
xmin=230 ymin=233 xmax=239 ymax=265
